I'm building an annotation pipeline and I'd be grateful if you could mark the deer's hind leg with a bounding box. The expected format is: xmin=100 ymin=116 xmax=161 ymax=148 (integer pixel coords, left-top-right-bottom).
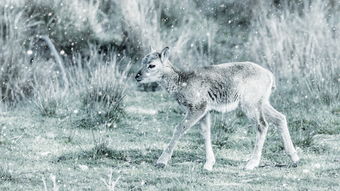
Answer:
xmin=263 ymin=103 xmax=299 ymax=163
xmin=241 ymin=101 xmax=269 ymax=170
xmin=200 ymin=112 xmax=216 ymax=171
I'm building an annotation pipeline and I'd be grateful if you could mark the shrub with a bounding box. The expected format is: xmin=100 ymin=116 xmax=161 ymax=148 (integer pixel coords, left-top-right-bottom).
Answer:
xmin=31 ymin=67 xmax=65 ymax=117
xmin=73 ymin=51 xmax=130 ymax=129
xmin=0 ymin=7 xmax=41 ymax=102
xmin=24 ymin=0 xmax=124 ymax=52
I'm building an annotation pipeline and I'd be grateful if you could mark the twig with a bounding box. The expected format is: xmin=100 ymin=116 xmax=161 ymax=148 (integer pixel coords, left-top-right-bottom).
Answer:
xmin=100 ymin=169 xmax=120 ymax=191
xmin=42 ymin=176 xmax=48 ymax=191
xmin=39 ymin=35 xmax=69 ymax=88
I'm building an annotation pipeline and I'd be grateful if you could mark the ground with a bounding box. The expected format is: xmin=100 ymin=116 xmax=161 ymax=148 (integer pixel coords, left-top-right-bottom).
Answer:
xmin=0 ymin=90 xmax=339 ymax=191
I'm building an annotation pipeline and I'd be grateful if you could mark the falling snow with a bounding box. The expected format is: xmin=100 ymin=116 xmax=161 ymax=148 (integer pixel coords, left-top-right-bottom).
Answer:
xmin=0 ymin=0 xmax=339 ymax=190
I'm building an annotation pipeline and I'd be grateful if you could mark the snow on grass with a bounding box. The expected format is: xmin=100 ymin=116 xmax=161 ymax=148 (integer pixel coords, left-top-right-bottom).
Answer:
xmin=125 ymin=106 xmax=158 ymax=115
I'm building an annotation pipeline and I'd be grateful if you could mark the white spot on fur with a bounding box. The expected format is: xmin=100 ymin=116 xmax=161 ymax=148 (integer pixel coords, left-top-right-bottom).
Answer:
xmin=210 ymin=101 xmax=239 ymax=113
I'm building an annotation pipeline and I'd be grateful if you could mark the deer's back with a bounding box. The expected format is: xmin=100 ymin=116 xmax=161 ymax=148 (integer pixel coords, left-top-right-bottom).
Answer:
xmin=177 ymin=62 xmax=274 ymax=110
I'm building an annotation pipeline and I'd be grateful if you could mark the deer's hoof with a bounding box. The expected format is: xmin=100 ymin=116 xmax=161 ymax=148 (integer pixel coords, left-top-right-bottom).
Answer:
xmin=291 ymin=160 xmax=301 ymax=168
xmin=155 ymin=162 xmax=166 ymax=168
xmin=291 ymin=154 xmax=300 ymax=163
xmin=244 ymin=160 xmax=260 ymax=170
xmin=203 ymin=163 xmax=214 ymax=171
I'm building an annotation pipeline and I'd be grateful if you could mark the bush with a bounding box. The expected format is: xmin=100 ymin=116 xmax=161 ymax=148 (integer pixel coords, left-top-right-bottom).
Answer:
xmin=24 ymin=0 xmax=124 ymax=52
xmin=73 ymin=51 xmax=130 ymax=129
xmin=0 ymin=7 xmax=39 ymax=102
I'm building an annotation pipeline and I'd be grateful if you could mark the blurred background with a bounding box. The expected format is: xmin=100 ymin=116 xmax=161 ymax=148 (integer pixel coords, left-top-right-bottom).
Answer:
xmin=0 ymin=0 xmax=339 ymax=104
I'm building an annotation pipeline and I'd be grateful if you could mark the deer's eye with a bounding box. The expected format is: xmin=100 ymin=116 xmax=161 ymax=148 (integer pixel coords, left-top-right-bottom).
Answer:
xmin=148 ymin=64 xmax=156 ymax=69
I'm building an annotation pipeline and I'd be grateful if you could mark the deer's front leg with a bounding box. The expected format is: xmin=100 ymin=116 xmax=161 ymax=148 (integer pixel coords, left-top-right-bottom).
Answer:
xmin=156 ymin=107 xmax=207 ymax=167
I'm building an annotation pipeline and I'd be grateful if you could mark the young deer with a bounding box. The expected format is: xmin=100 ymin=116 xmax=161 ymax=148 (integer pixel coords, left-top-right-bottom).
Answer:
xmin=135 ymin=47 xmax=299 ymax=170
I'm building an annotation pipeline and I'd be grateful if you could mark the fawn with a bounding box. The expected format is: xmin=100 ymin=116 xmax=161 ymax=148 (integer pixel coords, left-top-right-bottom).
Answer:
xmin=135 ymin=47 xmax=299 ymax=170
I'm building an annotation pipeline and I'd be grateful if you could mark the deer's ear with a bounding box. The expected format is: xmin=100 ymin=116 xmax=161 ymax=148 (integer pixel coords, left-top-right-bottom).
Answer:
xmin=160 ymin=47 xmax=170 ymax=63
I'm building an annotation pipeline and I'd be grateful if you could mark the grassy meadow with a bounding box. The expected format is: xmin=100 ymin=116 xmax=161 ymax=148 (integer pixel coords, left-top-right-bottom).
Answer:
xmin=0 ymin=0 xmax=339 ymax=190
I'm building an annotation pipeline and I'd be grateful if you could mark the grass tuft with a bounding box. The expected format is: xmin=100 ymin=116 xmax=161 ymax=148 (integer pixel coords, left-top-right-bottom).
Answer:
xmin=75 ymin=56 xmax=130 ymax=129
xmin=0 ymin=167 xmax=14 ymax=182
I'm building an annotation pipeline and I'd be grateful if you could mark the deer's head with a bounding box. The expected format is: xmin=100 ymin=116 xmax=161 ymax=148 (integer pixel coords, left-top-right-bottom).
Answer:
xmin=135 ymin=47 xmax=170 ymax=83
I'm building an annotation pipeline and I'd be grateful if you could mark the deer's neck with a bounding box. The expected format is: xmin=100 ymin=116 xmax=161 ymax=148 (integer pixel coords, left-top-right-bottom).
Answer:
xmin=159 ymin=64 xmax=181 ymax=94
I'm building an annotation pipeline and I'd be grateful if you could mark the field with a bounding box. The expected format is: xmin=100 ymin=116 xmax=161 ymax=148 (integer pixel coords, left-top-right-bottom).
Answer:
xmin=0 ymin=0 xmax=339 ymax=190
xmin=1 ymin=90 xmax=340 ymax=190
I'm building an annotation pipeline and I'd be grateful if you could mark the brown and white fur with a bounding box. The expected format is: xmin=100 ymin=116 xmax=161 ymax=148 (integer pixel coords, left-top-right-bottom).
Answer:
xmin=135 ymin=47 xmax=299 ymax=170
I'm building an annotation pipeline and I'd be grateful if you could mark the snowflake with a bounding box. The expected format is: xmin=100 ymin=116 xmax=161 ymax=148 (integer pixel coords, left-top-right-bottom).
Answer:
xmin=27 ymin=50 xmax=33 ymax=55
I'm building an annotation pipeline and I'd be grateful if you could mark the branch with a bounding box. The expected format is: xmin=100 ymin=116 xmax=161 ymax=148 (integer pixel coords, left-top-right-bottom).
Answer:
xmin=39 ymin=35 xmax=69 ymax=88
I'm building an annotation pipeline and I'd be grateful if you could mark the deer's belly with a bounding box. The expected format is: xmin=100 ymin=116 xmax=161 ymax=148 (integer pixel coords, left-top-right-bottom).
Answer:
xmin=209 ymin=101 xmax=239 ymax=113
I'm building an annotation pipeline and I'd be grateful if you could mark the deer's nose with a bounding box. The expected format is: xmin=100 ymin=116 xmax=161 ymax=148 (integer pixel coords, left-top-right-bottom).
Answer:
xmin=135 ymin=72 xmax=142 ymax=81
